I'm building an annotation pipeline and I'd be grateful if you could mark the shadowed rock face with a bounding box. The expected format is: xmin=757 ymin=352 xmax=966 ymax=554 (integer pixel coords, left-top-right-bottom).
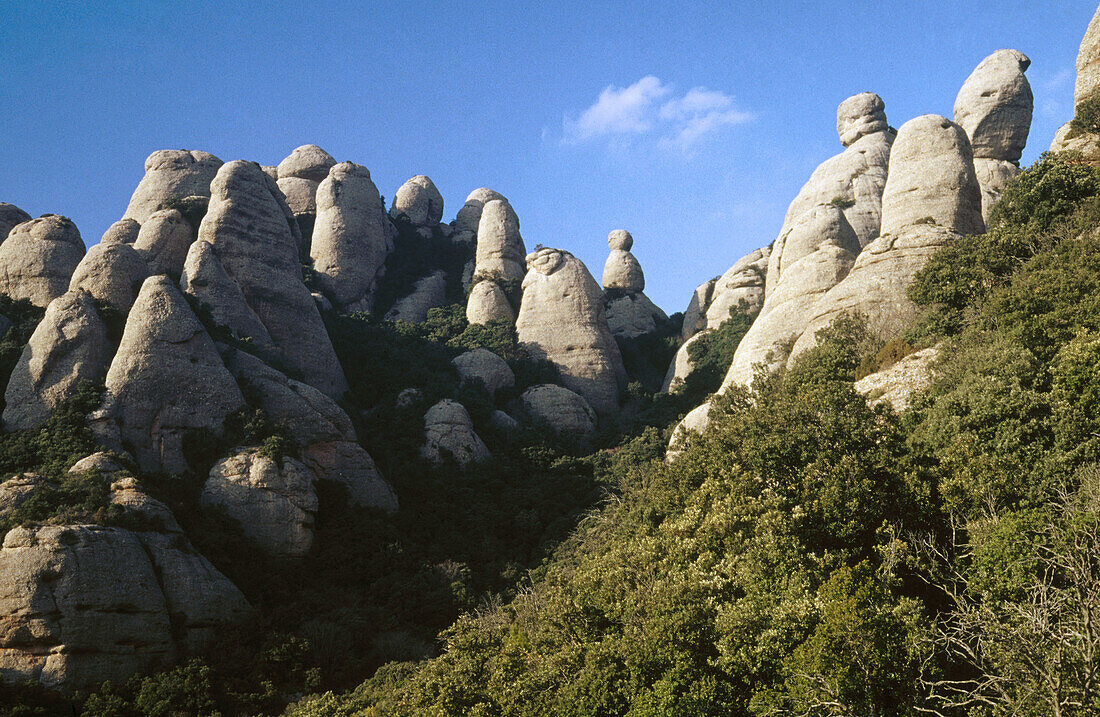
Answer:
xmin=99 ymin=276 xmax=245 ymax=474
xmin=519 ymin=384 xmax=596 ymax=436
xmin=123 ymin=149 xmax=223 ymax=225
xmin=310 ymin=162 xmax=394 ymax=315
xmin=516 ymin=248 xmax=625 ymax=417
xmin=193 ymin=160 xmax=347 ymax=398
xmin=2 ymin=290 xmax=110 ymax=431
xmin=0 ymin=215 xmax=85 ymax=308
xmin=0 ymin=203 xmax=31 ymax=242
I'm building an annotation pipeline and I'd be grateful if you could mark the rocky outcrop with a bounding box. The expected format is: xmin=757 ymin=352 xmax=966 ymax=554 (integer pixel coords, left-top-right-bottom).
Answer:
xmin=68 ymin=452 xmax=128 ymax=476
xmin=310 ymin=162 xmax=395 ymax=315
xmin=519 ymin=384 xmax=596 ymax=436
xmin=605 ymin=293 xmax=668 ymax=338
xmin=223 ymin=349 xmax=397 ymax=512
xmin=192 ymin=160 xmax=347 ymax=397
xmin=390 ymin=175 xmax=445 ymax=229
xmin=466 ymin=199 xmax=526 ymax=325
xmin=452 ymin=348 xmax=515 ymax=397
xmin=98 ymin=276 xmax=245 ymax=473
xmin=837 ymin=92 xmax=889 ymax=147
xmin=68 ymin=243 xmax=150 ymax=313
xmin=452 ymin=188 xmax=505 ymax=244
xmin=854 ymin=346 xmax=939 ymax=412
xmin=384 ymin=271 xmax=448 ymax=323
xmin=602 ymin=230 xmax=644 ymax=291
xmin=954 ymin=50 xmax=1032 ymax=221
xmin=0 ymin=474 xmax=50 ymax=519
xmin=601 ymin=230 xmax=668 ymax=338
xmin=202 ymin=448 xmax=318 ymax=557
xmin=132 ymin=208 xmax=194 ymax=276
xmin=123 ymin=150 xmax=223 ymax=225
xmin=3 ymin=290 xmax=110 ymax=431
xmin=1052 ymin=7 xmax=1100 ymax=158
xmin=0 ymin=203 xmax=30 ymax=242
xmin=704 ymin=247 xmax=770 ymax=328
xmin=661 ymin=331 xmax=707 ymax=394
xmin=0 ymin=215 xmax=85 ymax=308
xmin=99 ymin=218 xmax=141 ymax=246
xmin=277 ymin=144 xmax=336 ymax=183
xmin=420 ymin=400 xmax=490 ymax=466
xmin=276 ymin=146 xmax=335 ymax=245
xmin=789 ymin=115 xmax=983 ymax=361
xmin=466 ymin=278 xmax=515 ymax=325
xmin=681 ymin=278 xmax=717 ymax=341
xmin=516 ymin=248 xmax=626 ymax=417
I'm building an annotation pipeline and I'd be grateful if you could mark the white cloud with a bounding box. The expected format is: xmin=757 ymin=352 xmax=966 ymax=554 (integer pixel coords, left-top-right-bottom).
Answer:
xmin=563 ymin=77 xmax=751 ymax=150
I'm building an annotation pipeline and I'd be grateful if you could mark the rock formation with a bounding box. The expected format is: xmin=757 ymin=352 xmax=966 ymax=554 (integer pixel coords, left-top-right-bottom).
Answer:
xmin=789 ymin=114 xmax=984 ymax=361
xmin=681 ymin=278 xmax=717 ymax=341
xmin=68 ymin=242 xmax=151 ymax=313
xmin=519 ymin=384 xmax=597 ymax=436
xmin=189 ymin=160 xmax=347 ymax=397
xmin=99 ymin=218 xmax=141 ymax=246
xmin=466 ymin=199 xmax=526 ymax=325
xmin=466 ymin=280 xmax=515 ymax=324
xmin=0 ymin=203 xmax=30 ymax=241
xmin=515 ymin=247 xmax=626 ymax=417
xmin=310 ymin=162 xmax=395 ymax=315
xmin=202 ymin=448 xmax=318 ymax=557
xmin=276 ymin=145 xmax=335 ymax=246
xmin=0 ymin=215 xmax=85 ymax=308
xmin=3 ymin=290 xmax=110 ymax=431
xmin=123 ymin=150 xmax=223 ymax=225
xmin=703 ymin=246 xmax=770 ymax=328
xmin=390 ymin=175 xmax=445 ymax=230
xmin=132 ymin=208 xmax=194 ymax=276
xmin=1052 ymin=6 xmax=1100 ymax=159
xmin=661 ymin=331 xmax=707 ymax=393
xmin=97 ymin=276 xmax=245 ymax=473
xmin=420 ymin=400 xmax=490 ymax=466
xmin=854 ymin=346 xmax=939 ymax=412
xmin=666 ymin=401 xmax=713 ymax=461
xmin=601 ymin=230 xmax=668 ymax=338
xmin=276 ymin=144 xmax=336 ymax=183
xmin=452 ymin=348 xmax=515 ymax=397
xmin=384 ymin=271 xmax=448 ymax=323
xmin=452 ymin=188 xmax=505 ymax=245
xmin=954 ymin=49 xmax=1033 ymax=221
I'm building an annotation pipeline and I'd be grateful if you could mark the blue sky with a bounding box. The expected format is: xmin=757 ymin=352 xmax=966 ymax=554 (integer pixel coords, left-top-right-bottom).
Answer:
xmin=0 ymin=1 xmax=1093 ymax=314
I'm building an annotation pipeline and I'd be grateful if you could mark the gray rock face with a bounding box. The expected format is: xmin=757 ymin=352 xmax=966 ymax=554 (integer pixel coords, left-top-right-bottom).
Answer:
xmin=516 ymin=248 xmax=626 ymax=417
xmin=99 ymin=218 xmax=141 ymax=246
xmin=878 ymin=115 xmax=984 ymax=237
xmin=837 ymin=92 xmax=889 ymax=147
xmin=703 ymin=246 xmax=770 ymax=329
xmin=99 ymin=276 xmax=245 ymax=473
xmin=195 ymin=160 xmax=347 ymax=397
xmin=666 ymin=402 xmax=712 ymax=461
xmin=390 ymin=175 xmax=444 ymax=227
xmin=854 ymin=346 xmax=939 ymax=412
xmin=605 ymin=293 xmax=668 ymax=339
xmin=488 ymin=409 xmax=519 ymax=433
xmin=3 ymin=290 xmax=110 ymax=431
xmin=0 ymin=474 xmax=51 ymax=519
xmin=202 ymin=448 xmax=318 ymax=557
xmin=420 ymin=400 xmax=490 ymax=466
xmin=466 ymin=279 xmax=515 ymax=325
xmin=277 ymin=145 xmax=336 ymax=183
xmin=473 ymin=199 xmax=526 ymax=283
xmin=261 ymin=165 xmax=279 ymax=181
xmin=0 ymin=203 xmax=31 ymax=242
xmin=661 ymin=330 xmax=707 ymax=394
xmin=123 ymin=150 xmax=223 ymax=225
xmin=519 ymin=384 xmax=596 ymax=436
xmin=69 ymin=452 xmax=128 ymax=476
xmin=0 ymin=215 xmax=85 ymax=308
xmin=723 ymin=205 xmax=860 ymax=389
xmin=0 ymin=497 xmax=247 ymax=690
xmin=602 ymin=230 xmax=644 ymax=292
xmin=181 ymin=239 xmax=277 ymax=351
xmin=973 ymin=158 xmax=1021 ymax=223
xmin=384 ymin=271 xmax=448 ymax=323
xmin=300 ymin=440 xmax=398 ymax=512
xmin=68 ymin=243 xmax=150 ymax=313
xmin=452 ymin=348 xmax=515 ymax=397
xmin=310 ymin=162 xmax=395 ymax=314
xmin=276 ymin=176 xmax=319 ymax=218
xmin=452 ymin=188 xmax=505 ymax=244
xmin=953 ymin=49 xmax=1032 ymax=164
xmin=681 ymin=278 xmax=717 ymax=341
xmin=132 ymin=208 xmax=193 ymax=277
xmin=1077 ymin=6 xmax=1100 ymax=106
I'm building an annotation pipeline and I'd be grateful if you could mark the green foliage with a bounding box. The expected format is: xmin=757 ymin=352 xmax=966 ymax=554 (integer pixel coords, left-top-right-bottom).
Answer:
xmin=855 ymin=337 xmax=916 ymax=381
xmin=0 ymin=381 xmax=102 ymax=479
xmin=0 ymin=296 xmax=45 ymax=414
xmin=372 ymin=219 xmax=470 ymax=316
xmin=1070 ymin=92 xmax=1100 ymax=137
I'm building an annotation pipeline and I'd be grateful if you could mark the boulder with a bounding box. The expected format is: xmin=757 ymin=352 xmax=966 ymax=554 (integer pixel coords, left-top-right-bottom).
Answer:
xmin=0 ymin=474 xmax=51 ymax=519
xmin=276 ymin=144 xmax=336 ymax=183
xmin=99 ymin=218 xmax=141 ymax=246
xmin=133 ymin=208 xmax=194 ymax=276
xmin=473 ymin=199 xmax=526 ymax=283
xmin=3 ymin=290 xmax=110 ymax=431
xmin=202 ymin=448 xmax=318 ymax=557
xmin=953 ymin=49 xmax=1032 ymax=164
xmin=197 ymin=160 xmax=347 ymax=397
xmin=420 ymin=400 xmax=490 ymax=466
xmin=0 ymin=203 xmax=31 ymax=242
xmin=516 ymin=248 xmax=626 ymax=417
xmin=466 ymin=279 xmax=515 ymax=325
xmin=601 ymin=230 xmax=644 ymax=292
xmin=395 ymin=388 xmax=423 ymax=410
xmin=681 ymin=278 xmax=717 ymax=341
xmin=605 ymin=293 xmax=668 ymax=338
xmin=123 ymin=150 xmax=223 ymax=225
xmin=310 ymin=162 xmax=395 ymax=314
xmin=261 ymin=165 xmax=280 ymax=181
xmin=837 ymin=92 xmax=889 ymax=147
xmin=299 ymin=440 xmax=398 ymax=512
xmin=390 ymin=175 xmax=444 ymax=227
xmin=98 ymin=276 xmax=245 ymax=473
xmin=488 ymin=409 xmax=519 ymax=433
xmin=703 ymin=246 xmax=770 ymax=330
xmin=854 ymin=346 xmax=939 ymax=412
xmin=384 ymin=271 xmax=448 ymax=323
xmin=519 ymin=384 xmax=596 ymax=436
xmin=68 ymin=452 xmax=128 ymax=476
xmin=452 ymin=348 xmax=515 ymax=397
xmin=452 ymin=188 xmax=505 ymax=244
xmin=0 ymin=215 xmax=85 ymax=307
xmin=0 ymin=519 xmax=247 ymax=690
xmin=68 ymin=243 xmax=150 ymax=313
